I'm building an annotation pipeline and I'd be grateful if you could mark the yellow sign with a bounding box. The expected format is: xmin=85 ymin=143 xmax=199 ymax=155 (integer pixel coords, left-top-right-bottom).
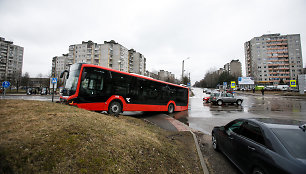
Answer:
xmin=290 ymin=80 xmax=296 ymax=87
xmin=231 ymin=81 xmax=236 ymax=88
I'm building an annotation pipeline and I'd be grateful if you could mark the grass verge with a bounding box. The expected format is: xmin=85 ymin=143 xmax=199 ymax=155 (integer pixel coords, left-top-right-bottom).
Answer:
xmin=0 ymin=100 xmax=202 ymax=173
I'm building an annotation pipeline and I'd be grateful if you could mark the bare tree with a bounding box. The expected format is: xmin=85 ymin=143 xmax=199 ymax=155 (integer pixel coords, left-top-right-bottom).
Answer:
xmin=21 ymin=72 xmax=30 ymax=91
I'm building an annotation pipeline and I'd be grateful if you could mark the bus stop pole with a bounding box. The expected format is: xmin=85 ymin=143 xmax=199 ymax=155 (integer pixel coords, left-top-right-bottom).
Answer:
xmin=52 ymin=83 xmax=54 ymax=102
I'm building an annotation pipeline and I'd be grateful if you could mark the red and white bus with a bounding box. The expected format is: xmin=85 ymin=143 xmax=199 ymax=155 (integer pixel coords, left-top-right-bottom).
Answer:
xmin=60 ymin=63 xmax=189 ymax=115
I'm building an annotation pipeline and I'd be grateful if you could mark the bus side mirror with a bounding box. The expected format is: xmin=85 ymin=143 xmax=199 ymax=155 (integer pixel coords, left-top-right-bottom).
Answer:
xmin=60 ymin=70 xmax=69 ymax=79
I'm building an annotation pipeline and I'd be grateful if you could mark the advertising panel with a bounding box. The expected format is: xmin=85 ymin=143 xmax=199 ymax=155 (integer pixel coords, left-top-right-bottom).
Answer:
xmin=238 ymin=77 xmax=254 ymax=85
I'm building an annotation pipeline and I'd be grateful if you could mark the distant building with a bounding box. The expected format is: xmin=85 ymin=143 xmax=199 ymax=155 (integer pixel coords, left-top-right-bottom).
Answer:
xmin=53 ymin=40 xmax=146 ymax=77
xmin=219 ymin=59 xmax=242 ymax=77
xmin=158 ymin=70 xmax=175 ymax=82
xmin=128 ymin=49 xmax=146 ymax=75
xmin=245 ymin=33 xmax=303 ymax=84
xmin=229 ymin=60 xmax=242 ymax=77
xmin=145 ymin=71 xmax=158 ymax=79
xmin=100 ymin=40 xmax=129 ymax=72
xmin=52 ymin=54 xmax=69 ymax=80
xmin=0 ymin=37 xmax=24 ymax=82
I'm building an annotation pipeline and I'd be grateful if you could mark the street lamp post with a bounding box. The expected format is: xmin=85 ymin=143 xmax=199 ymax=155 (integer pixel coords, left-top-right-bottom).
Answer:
xmin=182 ymin=57 xmax=190 ymax=83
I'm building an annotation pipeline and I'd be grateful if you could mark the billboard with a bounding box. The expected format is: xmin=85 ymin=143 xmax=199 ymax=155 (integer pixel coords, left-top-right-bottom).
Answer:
xmin=238 ymin=77 xmax=254 ymax=85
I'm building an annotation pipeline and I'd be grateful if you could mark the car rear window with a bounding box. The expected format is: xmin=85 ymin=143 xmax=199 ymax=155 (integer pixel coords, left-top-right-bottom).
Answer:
xmin=272 ymin=128 xmax=306 ymax=159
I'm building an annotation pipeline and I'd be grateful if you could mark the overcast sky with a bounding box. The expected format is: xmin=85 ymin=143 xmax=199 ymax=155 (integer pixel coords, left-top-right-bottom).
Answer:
xmin=1 ymin=0 xmax=305 ymax=83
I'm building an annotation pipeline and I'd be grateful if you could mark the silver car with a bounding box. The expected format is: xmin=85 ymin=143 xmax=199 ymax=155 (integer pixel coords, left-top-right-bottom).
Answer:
xmin=210 ymin=92 xmax=243 ymax=106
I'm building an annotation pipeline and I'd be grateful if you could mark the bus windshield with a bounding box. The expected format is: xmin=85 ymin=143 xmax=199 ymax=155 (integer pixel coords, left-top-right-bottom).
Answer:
xmin=63 ymin=64 xmax=82 ymax=96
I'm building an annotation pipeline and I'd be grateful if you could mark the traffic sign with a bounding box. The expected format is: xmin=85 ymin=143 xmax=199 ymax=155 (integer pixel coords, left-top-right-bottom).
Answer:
xmin=2 ymin=81 xmax=10 ymax=88
xmin=51 ymin=78 xmax=57 ymax=84
xmin=231 ymin=81 xmax=236 ymax=89
xmin=290 ymin=80 xmax=296 ymax=87
xmin=223 ymin=82 xmax=227 ymax=87
xmin=187 ymin=82 xmax=191 ymax=87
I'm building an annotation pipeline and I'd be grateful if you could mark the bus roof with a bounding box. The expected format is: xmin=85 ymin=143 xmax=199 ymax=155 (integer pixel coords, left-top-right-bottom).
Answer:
xmin=79 ymin=63 xmax=189 ymax=89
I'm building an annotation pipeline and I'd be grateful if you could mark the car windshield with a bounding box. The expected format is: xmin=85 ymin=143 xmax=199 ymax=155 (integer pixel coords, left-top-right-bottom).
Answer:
xmin=272 ymin=128 xmax=306 ymax=159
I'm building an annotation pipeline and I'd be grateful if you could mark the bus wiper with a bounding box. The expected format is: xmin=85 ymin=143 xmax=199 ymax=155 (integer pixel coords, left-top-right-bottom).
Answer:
xmin=299 ymin=124 xmax=306 ymax=132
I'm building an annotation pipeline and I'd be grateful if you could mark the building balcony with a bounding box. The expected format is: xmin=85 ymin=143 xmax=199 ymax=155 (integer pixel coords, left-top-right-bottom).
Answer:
xmin=269 ymin=72 xmax=290 ymax=74
xmin=267 ymin=51 xmax=288 ymax=54
xmin=268 ymin=59 xmax=289 ymax=62
xmin=268 ymin=63 xmax=289 ymax=66
xmin=269 ymin=75 xmax=290 ymax=78
xmin=266 ymin=47 xmax=288 ymax=50
xmin=266 ymin=39 xmax=287 ymax=43
xmin=268 ymin=67 xmax=289 ymax=70
xmin=268 ymin=55 xmax=289 ymax=58
xmin=266 ymin=43 xmax=288 ymax=47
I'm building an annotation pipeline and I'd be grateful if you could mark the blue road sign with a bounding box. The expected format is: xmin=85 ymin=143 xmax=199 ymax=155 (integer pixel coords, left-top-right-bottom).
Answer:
xmin=51 ymin=78 xmax=57 ymax=84
xmin=223 ymin=82 xmax=227 ymax=86
xmin=187 ymin=82 xmax=191 ymax=87
xmin=2 ymin=81 xmax=10 ymax=88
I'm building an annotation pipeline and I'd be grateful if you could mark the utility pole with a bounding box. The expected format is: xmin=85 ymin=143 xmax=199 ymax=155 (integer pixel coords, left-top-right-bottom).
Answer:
xmin=181 ymin=57 xmax=190 ymax=83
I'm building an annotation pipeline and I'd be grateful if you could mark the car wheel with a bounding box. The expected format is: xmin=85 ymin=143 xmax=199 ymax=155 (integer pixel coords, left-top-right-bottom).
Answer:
xmin=217 ymin=100 xmax=223 ymax=106
xmin=108 ymin=101 xmax=122 ymax=116
xmin=252 ymin=167 xmax=265 ymax=174
xmin=237 ymin=100 xmax=242 ymax=105
xmin=168 ymin=103 xmax=175 ymax=114
xmin=212 ymin=133 xmax=219 ymax=151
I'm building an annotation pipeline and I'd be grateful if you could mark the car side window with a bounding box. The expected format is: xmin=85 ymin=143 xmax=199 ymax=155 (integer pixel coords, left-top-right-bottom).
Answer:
xmin=239 ymin=122 xmax=265 ymax=145
xmin=221 ymin=93 xmax=226 ymax=97
xmin=226 ymin=93 xmax=233 ymax=97
xmin=226 ymin=120 xmax=244 ymax=135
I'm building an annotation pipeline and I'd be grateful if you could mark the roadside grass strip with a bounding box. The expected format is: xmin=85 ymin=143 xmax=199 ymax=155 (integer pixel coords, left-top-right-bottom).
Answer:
xmin=0 ymin=100 xmax=202 ymax=173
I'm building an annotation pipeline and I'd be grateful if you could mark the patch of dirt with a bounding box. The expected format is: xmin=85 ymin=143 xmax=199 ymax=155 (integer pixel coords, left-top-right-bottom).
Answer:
xmin=194 ymin=131 xmax=241 ymax=174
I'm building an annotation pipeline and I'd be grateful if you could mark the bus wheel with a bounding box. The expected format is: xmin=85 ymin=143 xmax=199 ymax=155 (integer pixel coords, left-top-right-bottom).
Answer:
xmin=108 ymin=101 xmax=122 ymax=116
xmin=168 ymin=103 xmax=175 ymax=114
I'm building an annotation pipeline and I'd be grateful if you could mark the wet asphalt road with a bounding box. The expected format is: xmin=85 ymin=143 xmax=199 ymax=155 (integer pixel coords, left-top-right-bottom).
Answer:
xmin=172 ymin=88 xmax=306 ymax=135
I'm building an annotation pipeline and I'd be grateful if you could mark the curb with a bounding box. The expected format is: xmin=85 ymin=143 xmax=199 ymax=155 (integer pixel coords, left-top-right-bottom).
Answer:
xmin=189 ymin=130 xmax=210 ymax=174
xmin=164 ymin=115 xmax=209 ymax=174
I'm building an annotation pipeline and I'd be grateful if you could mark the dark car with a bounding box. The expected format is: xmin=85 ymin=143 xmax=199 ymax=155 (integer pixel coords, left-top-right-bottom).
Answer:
xmin=212 ymin=118 xmax=306 ymax=174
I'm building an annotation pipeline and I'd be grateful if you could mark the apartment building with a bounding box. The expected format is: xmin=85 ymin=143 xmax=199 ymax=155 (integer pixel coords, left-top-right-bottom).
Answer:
xmin=228 ymin=60 xmax=242 ymax=77
xmin=67 ymin=40 xmax=101 ymax=68
xmin=52 ymin=54 xmax=68 ymax=80
xmin=245 ymin=33 xmax=303 ymax=84
xmin=54 ymin=40 xmax=146 ymax=76
xmin=218 ymin=60 xmax=242 ymax=77
xmin=158 ymin=70 xmax=175 ymax=82
xmin=100 ymin=40 xmax=129 ymax=72
xmin=0 ymin=37 xmax=24 ymax=81
xmin=128 ymin=49 xmax=146 ymax=75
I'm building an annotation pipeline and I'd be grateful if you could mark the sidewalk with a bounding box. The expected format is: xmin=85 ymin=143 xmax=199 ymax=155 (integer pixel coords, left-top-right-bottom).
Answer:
xmin=143 ymin=113 xmax=192 ymax=132
xmin=236 ymin=90 xmax=306 ymax=99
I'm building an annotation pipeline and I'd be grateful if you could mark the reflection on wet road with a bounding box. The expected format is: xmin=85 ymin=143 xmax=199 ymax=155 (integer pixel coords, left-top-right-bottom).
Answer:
xmin=171 ymin=88 xmax=306 ymax=135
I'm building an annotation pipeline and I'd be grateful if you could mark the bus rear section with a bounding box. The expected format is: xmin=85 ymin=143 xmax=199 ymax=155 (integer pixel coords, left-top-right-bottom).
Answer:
xmin=60 ymin=63 xmax=189 ymax=115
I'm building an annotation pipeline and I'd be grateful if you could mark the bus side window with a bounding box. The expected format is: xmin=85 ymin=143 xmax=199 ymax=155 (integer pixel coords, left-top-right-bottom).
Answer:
xmin=111 ymin=72 xmax=129 ymax=96
xmin=80 ymin=68 xmax=105 ymax=96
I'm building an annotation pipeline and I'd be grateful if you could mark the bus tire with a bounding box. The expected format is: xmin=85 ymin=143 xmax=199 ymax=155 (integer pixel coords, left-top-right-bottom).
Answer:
xmin=168 ymin=103 xmax=175 ymax=114
xmin=108 ymin=101 xmax=122 ymax=116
